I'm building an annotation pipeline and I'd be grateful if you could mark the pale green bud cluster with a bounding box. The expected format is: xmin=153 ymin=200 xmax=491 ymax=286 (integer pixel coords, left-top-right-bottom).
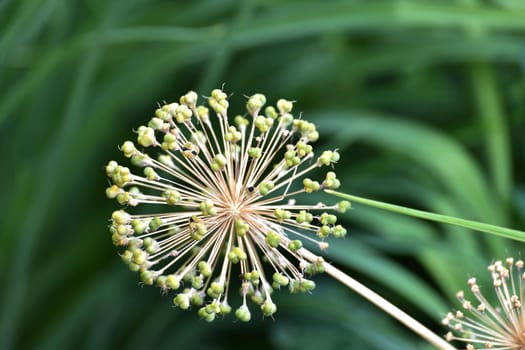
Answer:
xmin=105 ymin=87 xmax=349 ymax=322
xmin=318 ymin=150 xmax=340 ymax=166
xmin=211 ymin=154 xmax=227 ymax=171
xmin=265 ymin=230 xmax=281 ymax=248
xmin=259 ymin=180 xmax=275 ymax=195
xmin=317 ymin=212 xmax=347 ymax=238
xmin=247 ymin=93 xmax=267 ymax=115
xmin=225 ymin=126 xmax=241 ymax=143
xmin=208 ymin=88 xmax=229 ymax=115
xmin=228 ymin=246 xmax=247 ymax=263
xmin=137 ymin=126 xmax=156 ymax=147
xmin=235 ymin=219 xmax=249 ymax=236
xmin=199 ymin=200 xmax=216 ymax=216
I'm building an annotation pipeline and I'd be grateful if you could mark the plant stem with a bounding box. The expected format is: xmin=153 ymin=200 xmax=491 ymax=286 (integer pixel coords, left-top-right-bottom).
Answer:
xmin=300 ymin=249 xmax=457 ymax=350
xmin=325 ymin=190 xmax=525 ymax=242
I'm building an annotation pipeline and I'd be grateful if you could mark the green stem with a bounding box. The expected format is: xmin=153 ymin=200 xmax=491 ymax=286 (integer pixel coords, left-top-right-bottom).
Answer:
xmin=325 ymin=190 xmax=525 ymax=243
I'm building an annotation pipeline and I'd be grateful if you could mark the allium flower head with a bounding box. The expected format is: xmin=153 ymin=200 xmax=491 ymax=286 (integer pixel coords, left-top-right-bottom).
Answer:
xmin=105 ymin=88 xmax=349 ymax=321
xmin=442 ymin=257 xmax=525 ymax=349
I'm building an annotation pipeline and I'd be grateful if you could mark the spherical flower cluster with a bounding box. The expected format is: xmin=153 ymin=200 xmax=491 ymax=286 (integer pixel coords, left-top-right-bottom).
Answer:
xmin=105 ymin=88 xmax=349 ymax=321
xmin=442 ymin=257 xmax=525 ymax=349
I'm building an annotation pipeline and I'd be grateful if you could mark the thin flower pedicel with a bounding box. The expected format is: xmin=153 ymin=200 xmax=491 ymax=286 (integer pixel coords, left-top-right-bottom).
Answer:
xmin=105 ymin=88 xmax=349 ymax=321
xmin=443 ymin=257 xmax=525 ymax=349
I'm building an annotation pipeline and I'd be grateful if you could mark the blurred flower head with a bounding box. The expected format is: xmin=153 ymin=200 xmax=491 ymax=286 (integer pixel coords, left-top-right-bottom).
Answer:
xmin=105 ymin=88 xmax=349 ymax=321
xmin=442 ymin=257 xmax=525 ymax=349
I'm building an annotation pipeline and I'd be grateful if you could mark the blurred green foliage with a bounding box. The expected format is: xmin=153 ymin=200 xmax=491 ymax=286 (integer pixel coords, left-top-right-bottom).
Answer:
xmin=1 ymin=0 xmax=524 ymax=349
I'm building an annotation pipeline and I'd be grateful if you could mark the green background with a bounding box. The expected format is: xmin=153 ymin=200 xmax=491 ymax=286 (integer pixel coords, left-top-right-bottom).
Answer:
xmin=1 ymin=0 xmax=524 ymax=349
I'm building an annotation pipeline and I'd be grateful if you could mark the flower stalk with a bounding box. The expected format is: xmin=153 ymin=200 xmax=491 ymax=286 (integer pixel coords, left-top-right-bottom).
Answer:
xmin=325 ymin=190 xmax=525 ymax=242
xmin=301 ymin=247 xmax=457 ymax=350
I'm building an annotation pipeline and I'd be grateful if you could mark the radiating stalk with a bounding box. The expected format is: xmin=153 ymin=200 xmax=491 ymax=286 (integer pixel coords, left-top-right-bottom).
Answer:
xmin=300 ymin=249 xmax=457 ymax=350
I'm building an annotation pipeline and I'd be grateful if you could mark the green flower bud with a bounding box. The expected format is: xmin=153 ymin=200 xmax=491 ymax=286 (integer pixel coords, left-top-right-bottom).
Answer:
xmin=140 ymin=270 xmax=155 ymax=285
xmin=148 ymin=217 xmax=162 ymax=231
xmin=211 ymin=88 xmax=227 ymax=100
xmin=234 ymin=115 xmax=249 ymax=129
xmin=254 ymin=115 xmax=273 ymax=133
xmin=296 ymin=141 xmax=313 ymax=157
xmin=265 ymin=106 xmax=278 ymax=119
xmin=198 ymin=307 xmax=215 ymax=322
xmin=306 ymin=260 xmax=325 ymax=275
xmin=132 ymin=248 xmax=147 ymax=265
xmin=131 ymin=219 xmax=148 ymax=234
xmin=277 ymin=99 xmax=293 ymax=113
xmin=148 ymin=117 xmax=164 ymax=130
xmin=189 ymin=216 xmax=207 ymax=240
xmin=110 ymin=165 xmax=131 ymax=187
xmin=228 ymin=247 xmax=247 ymax=264
xmin=105 ymin=185 xmax=122 ymax=199
xmin=163 ymin=189 xmax=181 ymax=205
xmin=143 ymin=166 xmax=159 ymax=181
xmin=235 ymin=305 xmax=251 ymax=322
xmin=166 ymin=274 xmax=181 ymax=290
xmin=219 ymin=302 xmax=232 ymax=315
xmin=128 ymin=262 xmax=140 ymax=272
xmin=155 ymin=108 xmax=170 ymax=121
xmin=205 ymin=302 xmax=221 ymax=315
xmin=143 ymin=237 xmax=158 ymax=254
xmin=333 ymin=225 xmax=347 ymax=238
xmin=121 ymin=141 xmax=137 ymax=158
xmin=130 ymin=153 xmax=152 ymax=168
xmin=199 ymin=200 xmax=216 ymax=216
xmin=273 ymin=272 xmax=289 ymax=287
xmin=211 ymin=154 xmax=227 ymax=171
xmin=175 ymin=104 xmax=192 ymax=123
xmin=207 ymin=282 xmax=224 ymax=299
xmin=248 ymin=147 xmax=262 ymax=158
xmin=180 ymin=90 xmax=198 ymax=107
xmin=265 ymin=230 xmax=281 ymax=248
xmin=137 ymin=126 xmax=156 ymax=147
xmin=259 ymin=181 xmax=275 ymax=195
xmin=336 ymin=200 xmax=351 ymax=213
xmin=274 ymin=208 xmax=292 ymax=222
xmin=320 ymin=212 xmax=337 ymax=225
xmin=295 ymin=210 xmax=313 ymax=224
xmin=245 ymin=270 xmax=260 ymax=283
xmin=324 ymin=171 xmax=341 ymax=189
xmin=235 ymin=219 xmax=249 ymax=237
xmin=161 ymin=132 xmax=178 ymax=151
xmin=301 ymin=279 xmax=316 ymax=292
xmin=317 ymin=225 xmax=331 ymax=238
xmin=247 ymin=93 xmax=266 ymax=115
xmin=198 ymin=261 xmax=212 ymax=277
xmin=189 ymin=106 xmax=206 ymax=123
xmin=288 ymin=240 xmax=303 ymax=252
xmin=250 ymin=290 xmax=264 ymax=305
xmin=156 ymin=275 xmax=167 ymax=288
xmin=303 ymin=178 xmax=320 ymax=193
xmin=318 ymin=150 xmax=340 ymax=166
xmin=173 ymin=293 xmax=190 ymax=309
xmin=191 ymin=275 xmax=203 ymax=289
xmin=284 ymin=149 xmax=300 ymax=167
xmin=190 ymin=292 xmax=204 ymax=306
xmin=112 ymin=210 xmax=130 ymax=225
xmin=120 ymin=250 xmax=133 ymax=264
xmin=225 ymin=126 xmax=242 ymax=143
xmin=261 ymin=299 xmax=277 ymax=317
